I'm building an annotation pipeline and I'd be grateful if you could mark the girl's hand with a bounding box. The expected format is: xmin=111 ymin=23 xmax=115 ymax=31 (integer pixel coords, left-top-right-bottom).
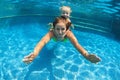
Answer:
xmin=23 ymin=53 xmax=35 ymax=64
xmin=86 ymin=54 xmax=101 ymax=63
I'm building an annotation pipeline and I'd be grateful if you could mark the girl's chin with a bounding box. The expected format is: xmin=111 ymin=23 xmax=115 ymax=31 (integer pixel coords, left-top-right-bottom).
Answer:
xmin=62 ymin=16 xmax=68 ymax=18
xmin=57 ymin=36 xmax=64 ymax=40
xmin=57 ymin=37 xmax=63 ymax=39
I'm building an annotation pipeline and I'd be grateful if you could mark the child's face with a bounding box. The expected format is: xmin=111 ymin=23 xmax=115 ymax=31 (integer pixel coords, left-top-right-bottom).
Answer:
xmin=61 ymin=11 xmax=70 ymax=18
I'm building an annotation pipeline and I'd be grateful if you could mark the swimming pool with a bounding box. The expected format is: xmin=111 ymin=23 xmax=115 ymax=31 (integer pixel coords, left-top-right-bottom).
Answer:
xmin=0 ymin=0 xmax=120 ymax=80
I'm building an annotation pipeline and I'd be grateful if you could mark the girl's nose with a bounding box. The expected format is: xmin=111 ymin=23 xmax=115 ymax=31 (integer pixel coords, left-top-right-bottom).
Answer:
xmin=59 ymin=30 xmax=62 ymax=34
xmin=64 ymin=13 xmax=67 ymax=16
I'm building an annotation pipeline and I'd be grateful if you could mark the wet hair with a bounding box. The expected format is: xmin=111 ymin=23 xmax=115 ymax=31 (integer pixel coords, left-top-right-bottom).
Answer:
xmin=53 ymin=16 xmax=71 ymax=30
xmin=60 ymin=6 xmax=72 ymax=13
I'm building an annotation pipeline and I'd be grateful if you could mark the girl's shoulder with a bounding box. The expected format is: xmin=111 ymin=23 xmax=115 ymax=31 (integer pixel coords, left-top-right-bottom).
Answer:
xmin=49 ymin=30 xmax=54 ymax=35
xmin=66 ymin=30 xmax=73 ymax=37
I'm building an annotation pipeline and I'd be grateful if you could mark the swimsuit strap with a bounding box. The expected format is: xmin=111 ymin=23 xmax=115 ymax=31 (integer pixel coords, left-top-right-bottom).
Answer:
xmin=52 ymin=37 xmax=57 ymax=42
xmin=52 ymin=36 xmax=68 ymax=42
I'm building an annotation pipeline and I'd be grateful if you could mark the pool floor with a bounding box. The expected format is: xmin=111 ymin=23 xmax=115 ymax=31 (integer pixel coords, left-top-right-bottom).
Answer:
xmin=0 ymin=21 xmax=120 ymax=80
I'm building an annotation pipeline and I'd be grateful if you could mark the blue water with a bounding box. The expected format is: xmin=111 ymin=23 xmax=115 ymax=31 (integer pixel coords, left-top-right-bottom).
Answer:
xmin=0 ymin=0 xmax=120 ymax=80
xmin=0 ymin=16 xmax=120 ymax=80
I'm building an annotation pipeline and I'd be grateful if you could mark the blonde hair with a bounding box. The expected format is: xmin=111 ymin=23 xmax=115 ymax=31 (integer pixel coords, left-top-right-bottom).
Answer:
xmin=60 ymin=6 xmax=72 ymax=13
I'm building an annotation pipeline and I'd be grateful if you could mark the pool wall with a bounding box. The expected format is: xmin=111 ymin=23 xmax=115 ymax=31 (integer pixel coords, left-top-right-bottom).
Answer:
xmin=112 ymin=18 xmax=120 ymax=40
xmin=0 ymin=0 xmax=120 ymax=40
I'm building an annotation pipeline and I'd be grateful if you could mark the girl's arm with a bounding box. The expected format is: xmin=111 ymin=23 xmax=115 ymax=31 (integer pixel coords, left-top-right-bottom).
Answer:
xmin=67 ymin=31 xmax=88 ymax=56
xmin=67 ymin=31 xmax=101 ymax=63
xmin=33 ymin=31 xmax=53 ymax=57
xmin=23 ymin=31 xmax=53 ymax=63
